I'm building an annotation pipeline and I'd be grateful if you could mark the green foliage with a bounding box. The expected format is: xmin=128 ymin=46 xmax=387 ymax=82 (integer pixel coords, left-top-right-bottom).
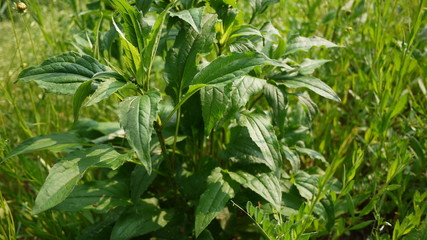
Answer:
xmin=1 ymin=0 xmax=426 ymax=239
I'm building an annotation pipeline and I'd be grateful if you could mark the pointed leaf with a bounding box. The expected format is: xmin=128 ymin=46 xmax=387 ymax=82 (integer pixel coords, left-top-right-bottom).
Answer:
xmin=195 ymin=168 xmax=238 ymax=237
xmin=170 ymin=7 xmax=204 ymax=33
xmin=201 ymin=85 xmax=230 ymax=135
xmin=223 ymin=126 xmax=265 ymax=166
xmin=293 ymin=170 xmax=319 ymax=200
xmin=192 ymin=52 xmax=268 ymax=86
xmin=32 ymin=145 xmax=129 ymax=214
xmin=85 ymin=79 xmax=126 ymax=106
xmin=3 ymin=133 xmax=84 ymax=162
xmin=18 ymin=52 xmax=108 ymax=94
xmin=299 ymin=59 xmax=331 ymax=75
xmin=118 ymin=89 xmax=161 ymax=174
xmin=285 ymin=36 xmax=339 ymax=55
xmin=280 ymin=75 xmax=341 ymax=102
xmin=228 ymin=171 xmax=282 ymax=210
xmin=239 ymin=112 xmax=282 ymax=175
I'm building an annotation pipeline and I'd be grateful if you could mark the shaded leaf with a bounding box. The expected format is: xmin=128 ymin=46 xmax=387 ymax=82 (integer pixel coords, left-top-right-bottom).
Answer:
xmin=130 ymin=154 xmax=163 ymax=203
xmin=264 ymin=83 xmax=287 ymax=127
xmin=85 ymin=79 xmax=127 ymax=106
xmin=111 ymin=198 xmax=174 ymax=240
xmin=195 ymin=168 xmax=238 ymax=237
xmin=54 ymin=179 xmax=130 ymax=212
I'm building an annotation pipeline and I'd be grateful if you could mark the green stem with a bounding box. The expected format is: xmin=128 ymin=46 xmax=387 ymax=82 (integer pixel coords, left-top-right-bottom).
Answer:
xmin=7 ymin=0 xmax=24 ymax=67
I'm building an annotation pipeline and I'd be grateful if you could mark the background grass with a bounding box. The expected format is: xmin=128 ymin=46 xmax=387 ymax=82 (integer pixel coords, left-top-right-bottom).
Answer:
xmin=0 ymin=0 xmax=426 ymax=239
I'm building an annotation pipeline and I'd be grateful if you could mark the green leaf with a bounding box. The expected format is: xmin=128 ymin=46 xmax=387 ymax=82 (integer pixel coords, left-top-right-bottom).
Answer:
xmin=195 ymin=168 xmax=238 ymax=237
xmin=293 ymin=170 xmax=319 ymax=200
xmin=239 ymin=112 xmax=282 ymax=175
xmin=228 ymin=171 xmax=282 ymax=210
xmin=280 ymin=75 xmax=341 ymax=102
xmin=295 ymin=146 xmax=327 ymax=165
xmin=297 ymin=92 xmax=319 ymax=120
xmin=170 ymin=7 xmax=204 ymax=33
xmin=118 ymin=89 xmax=161 ymax=174
xmin=73 ymin=80 xmax=94 ymax=122
xmin=111 ymin=198 xmax=174 ymax=240
xmin=165 ymin=14 xmax=217 ymax=95
xmin=85 ymin=79 xmax=127 ymax=106
xmin=223 ymin=126 xmax=266 ymax=166
xmin=201 ymin=85 xmax=230 ymax=135
xmin=299 ymin=59 xmax=331 ymax=75
xmin=229 ymin=76 xmax=265 ymax=111
xmin=264 ymin=83 xmax=287 ymax=127
xmin=141 ymin=6 xmax=171 ymax=86
xmin=109 ymin=0 xmax=144 ymax=50
xmin=3 ymin=133 xmax=84 ymax=162
xmin=18 ymin=52 xmax=108 ymax=94
xmin=54 ymin=179 xmax=130 ymax=212
xmin=282 ymin=145 xmax=300 ymax=171
xmin=32 ymin=145 xmax=129 ymax=214
xmin=130 ymin=154 xmax=163 ymax=203
xmin=192 ymin=52 xmax=268 ymax=86
xmin=313 ymin=195 xmax=335 ymax=231
xmin=285 ymin=36 xmax=339 ymax=55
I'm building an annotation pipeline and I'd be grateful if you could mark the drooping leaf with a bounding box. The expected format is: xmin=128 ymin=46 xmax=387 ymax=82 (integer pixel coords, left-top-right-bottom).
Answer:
xmin=299 ymin=59 xmax=331 ymax=75
xmin=170 ymin=7 xmax=204 ymax=33
xmin=279 ymin=75 xmax=341 ymax=102
xmin=285 ymin=36 xmax=339 ymax=55
xmin=118 ymin=89 xmax=161 ymax=174
xmin=165 ymin=14 xmax=217 ymax=95
xmin=201 ymin=85 xmax=230 ymax=135
xmin=222 ymin=126 xmax=266 ymax=166
xmin=239 ymin=112 xmax=282 ymax=175
xmin=191 ymin=52 xmax=269 ymax=86
xmin=130 ymin=154 xmax=163 ymax=203
xmin=135 ymin=0 xmax=153 ymax=14
xmin=195 ymin=168 xmax=238 ymax=237
xmin=18 ymin=52 xmax=108 ymax=94
xmin=228 ymin=171 xmax=282 ymax=210
xmin=32 ymin=145 xmax=130 ymax=214
xmin=54 ymin=179 xmax=130 ymax=212
xmin=111 ymin=198 xmax=174 ymax=240
xmin=3 ymin=133 xmax=84 ymax=162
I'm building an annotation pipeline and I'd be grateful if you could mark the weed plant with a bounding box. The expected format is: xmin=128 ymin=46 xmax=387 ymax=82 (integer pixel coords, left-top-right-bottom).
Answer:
xmin=1 ymin=0 xmax=426 ymax=239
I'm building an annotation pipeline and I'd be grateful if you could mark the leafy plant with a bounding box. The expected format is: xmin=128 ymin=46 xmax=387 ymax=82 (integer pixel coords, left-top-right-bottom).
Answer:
xmin=3 ymin=0 xmax=343 ymax=238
